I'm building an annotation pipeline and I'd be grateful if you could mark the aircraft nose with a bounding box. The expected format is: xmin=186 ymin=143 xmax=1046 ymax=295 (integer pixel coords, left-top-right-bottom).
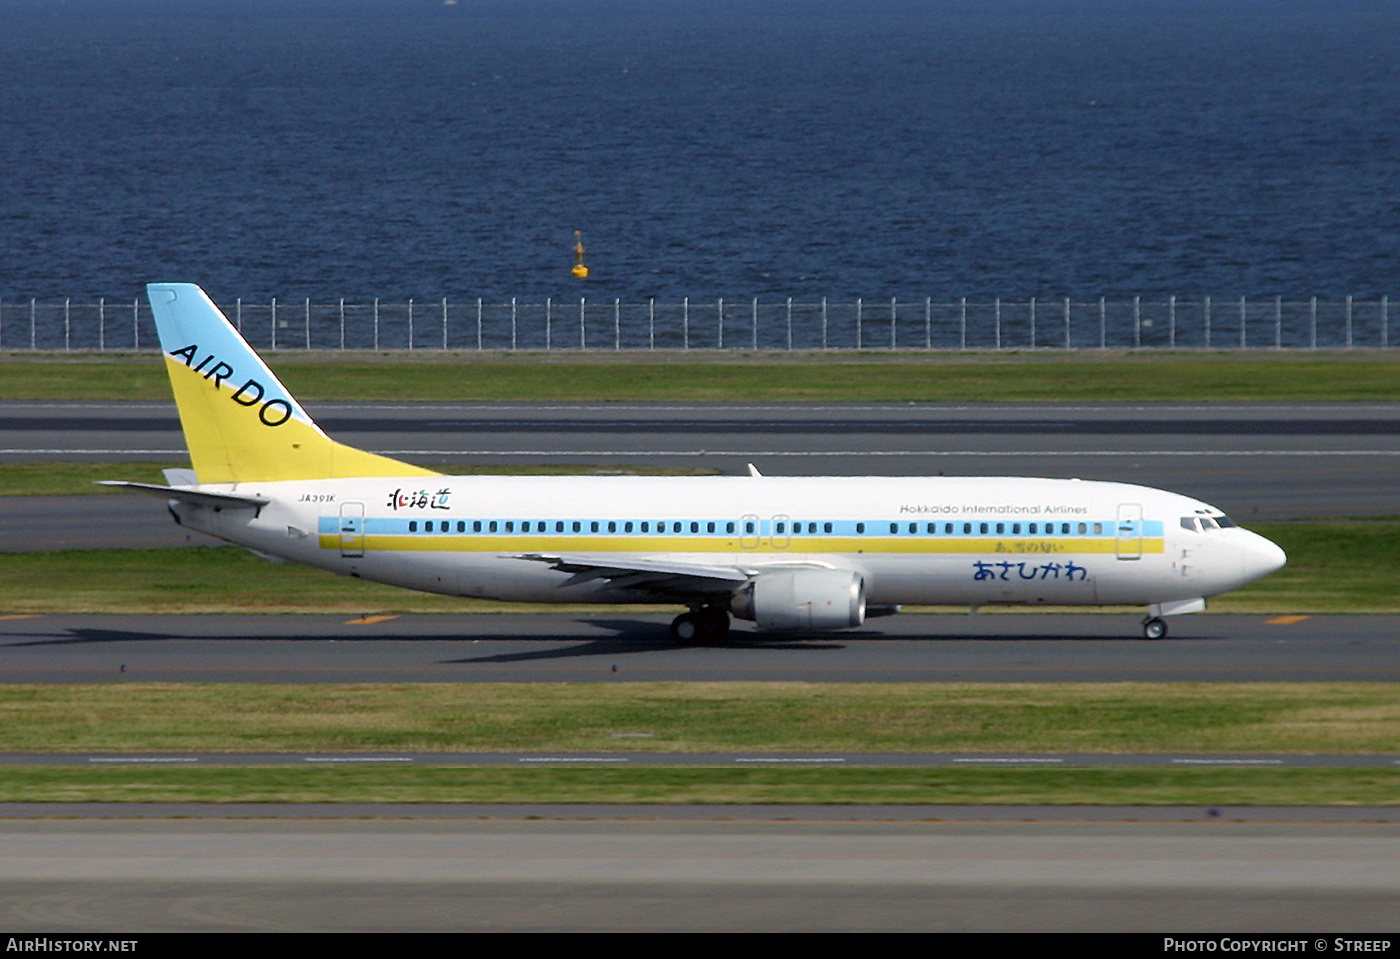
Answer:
xmin=1239 ymin=530 xmax=1287 ymax=583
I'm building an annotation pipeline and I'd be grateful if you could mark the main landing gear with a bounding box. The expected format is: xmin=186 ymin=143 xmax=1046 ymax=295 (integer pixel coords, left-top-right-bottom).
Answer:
xmin=670 ymin=606 xmax=731 ymax=645
xmin=1142 ymin=616 xmax=1168 ymax=640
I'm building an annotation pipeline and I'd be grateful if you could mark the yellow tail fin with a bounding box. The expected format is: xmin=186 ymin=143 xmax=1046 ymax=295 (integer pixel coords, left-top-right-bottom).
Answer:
xmin=148 ymin=283 xmax=439 ymax=484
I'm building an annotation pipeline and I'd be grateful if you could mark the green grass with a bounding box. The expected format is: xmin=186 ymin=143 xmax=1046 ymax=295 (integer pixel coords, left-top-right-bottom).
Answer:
xmin=0 ymin=461 xmax=717 ymax=497
xmin=0 ymin=765 xmax=1394 ymax=805
xmin=2 ymin=683 xmax=1396 ymax=754
xmin=0 ymin=522 xmax=1390 ymax=614
xmin=6 ymin=352 xmax=1400 ymax=401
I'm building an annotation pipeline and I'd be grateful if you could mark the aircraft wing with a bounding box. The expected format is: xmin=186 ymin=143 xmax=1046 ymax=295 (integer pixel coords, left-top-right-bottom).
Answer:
xmin=515 ymin=552 xmax=753 ymax=600
xmin=95 ymin=481 xmax=269 ymax=511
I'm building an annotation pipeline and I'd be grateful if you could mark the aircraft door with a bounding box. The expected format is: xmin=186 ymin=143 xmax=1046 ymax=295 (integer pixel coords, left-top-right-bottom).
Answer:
xmin=740 ymin=513 xmax=760 ymax=550
xmin=339 ymin=502 xmax=365 ymax=558
xmin=1116 ymin=503 xmax=1142 ymax=560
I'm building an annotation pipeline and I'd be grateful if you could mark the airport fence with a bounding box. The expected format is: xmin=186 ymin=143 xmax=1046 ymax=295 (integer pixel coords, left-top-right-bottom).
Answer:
xmin=1 ymin=295 xmax=1395 ymax=352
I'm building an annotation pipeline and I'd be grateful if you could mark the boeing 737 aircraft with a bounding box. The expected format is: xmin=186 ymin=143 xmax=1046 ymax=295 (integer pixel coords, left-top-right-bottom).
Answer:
xmin=106 ymin=283 xmax=1286 ymax=642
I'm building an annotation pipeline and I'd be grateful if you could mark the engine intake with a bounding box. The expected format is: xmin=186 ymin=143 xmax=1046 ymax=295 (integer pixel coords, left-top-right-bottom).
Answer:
xmin=730 ymin=568 xmax=866 ymax=632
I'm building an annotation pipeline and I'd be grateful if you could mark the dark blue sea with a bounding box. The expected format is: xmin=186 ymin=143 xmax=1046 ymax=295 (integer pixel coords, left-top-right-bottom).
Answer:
xmin=4 ymin=0 xmax=1400 ymax=305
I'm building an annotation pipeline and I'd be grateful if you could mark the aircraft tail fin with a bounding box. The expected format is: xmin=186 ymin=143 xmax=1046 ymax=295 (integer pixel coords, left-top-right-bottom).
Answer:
xmin=147 ymin=283 xmax=439 ymax=484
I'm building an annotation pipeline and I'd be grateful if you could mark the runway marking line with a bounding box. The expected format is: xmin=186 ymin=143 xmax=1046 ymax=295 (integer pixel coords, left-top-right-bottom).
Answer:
xmin=1266 ymin=615 xmax=1312 ymax=625
xmin=0 ymin=614 xmax=40 ymax=621
xmin=345 ymin=615 xmax=399 ymax=626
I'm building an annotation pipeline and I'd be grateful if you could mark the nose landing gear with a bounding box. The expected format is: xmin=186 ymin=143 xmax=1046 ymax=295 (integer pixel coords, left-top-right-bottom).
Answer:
xmin=1142 ymin=616 xmax=1168 ymax=640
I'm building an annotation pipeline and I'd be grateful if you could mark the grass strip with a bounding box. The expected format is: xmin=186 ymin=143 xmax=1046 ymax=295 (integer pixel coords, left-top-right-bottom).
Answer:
xmin=0 ymin=523 xmax=1392 ymax=614
xmin=5 ymin=353 xmax=1400 ymax=402
xmin=0 ymin=462 xmax=717 ymax=497
xmin=0 ymin=765 xmax=1394 ymax=805
xmin=2 ymin=683 xmax=1397 ymax=754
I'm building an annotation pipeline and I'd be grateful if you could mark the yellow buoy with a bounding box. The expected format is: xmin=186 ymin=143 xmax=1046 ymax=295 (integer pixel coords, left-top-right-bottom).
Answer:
xmin=572 ymin=231 xmax=589 ymax=279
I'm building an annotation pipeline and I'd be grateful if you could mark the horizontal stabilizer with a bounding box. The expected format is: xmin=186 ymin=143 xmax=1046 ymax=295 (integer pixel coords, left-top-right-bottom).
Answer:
xmin=96 ymin=480 xmax=269 ymax=511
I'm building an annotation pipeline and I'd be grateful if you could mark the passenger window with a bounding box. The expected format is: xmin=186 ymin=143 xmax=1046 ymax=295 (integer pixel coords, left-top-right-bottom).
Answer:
xmin=641 ymin=522 xmax=650 ymax=533
xmin=591 ymin=521 xmax=599 ymax=532
xmin=856 ymin=523 xmax=865 ymax=534
xmin=727 ymin=522 xmax=736 ymax=534
xmin=409 ymin=521 xmax=417 ymax=532
xmin=572 ymin=521 xmax=581 ymax=532
xmin=608 ymin=521 xmax=617 ymax=533
xmin=824 ymin=522 xmax=833 ymax=534
xmin=708 ymin=522 xmax=716 ymax=533
xmin=889 ymin=523 xmax=897 ymax=534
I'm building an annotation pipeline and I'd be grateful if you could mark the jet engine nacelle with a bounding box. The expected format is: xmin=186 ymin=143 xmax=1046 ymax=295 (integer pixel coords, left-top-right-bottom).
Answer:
xmin=730 ymin=568 xmax=866 ymax=632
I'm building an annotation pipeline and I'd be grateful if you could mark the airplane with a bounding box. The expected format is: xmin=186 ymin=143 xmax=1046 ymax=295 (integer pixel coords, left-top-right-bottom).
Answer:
xmin=103 ymin=282 xmax=1287 ymax=643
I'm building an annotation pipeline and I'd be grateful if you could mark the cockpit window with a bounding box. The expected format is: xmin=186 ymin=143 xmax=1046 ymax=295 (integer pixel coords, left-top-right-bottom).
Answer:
xmin=1215 ymin=514 xmax=1237 ymax=528
xmin=1180 ymin=517 xmax=1201 ymax=532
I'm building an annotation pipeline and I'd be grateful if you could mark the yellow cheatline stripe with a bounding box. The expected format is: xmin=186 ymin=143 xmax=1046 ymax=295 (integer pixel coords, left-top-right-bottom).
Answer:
xmin=1265 ymin=615 xmax=1311 ymax=625
xmin=345 ymin=615 xmax=399 ymax=626
xmin=319 ymin=534 xmax=1165 ymax=556
xmin=0 ymin=614 xmax=41 ymax=621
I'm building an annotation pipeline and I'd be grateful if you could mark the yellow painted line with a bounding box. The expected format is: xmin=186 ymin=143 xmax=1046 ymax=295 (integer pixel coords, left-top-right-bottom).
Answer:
xmin=1265 ymin=615 xmax=1311 ymax=625
xmin=344 ymin=615 xmax=399 ymax=626
xmin=319 ymin=534 xmax=1165 ymax=556
xmin=0 ymin=614 xmax=40 ymax=621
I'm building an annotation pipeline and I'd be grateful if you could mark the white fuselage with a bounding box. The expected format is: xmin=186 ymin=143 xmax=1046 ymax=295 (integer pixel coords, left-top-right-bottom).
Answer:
xmin=170 ymin=473 xmax=1285 ymax=609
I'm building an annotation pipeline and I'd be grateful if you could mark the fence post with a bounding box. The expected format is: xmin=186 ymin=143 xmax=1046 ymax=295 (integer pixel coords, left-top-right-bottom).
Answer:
xmin=580 ymin=297 xmax=587 ymax=349
xmin=64 ymin=298 xmax=70 ymax=350
xmin=510 ymin=297 xmax=517 ymax=351
xmin=305 ymin=298 xmax=311 ymax=349
xmin=649 ymin=298 xmax=654 ymax=350
xmin=925 ymin=297 xmax=931 ymax=350
xmin=1308 ymin=297 xmax=1316 ymax=350
xmin=1274 ymin=296 xmax=1281 ymax=349
xmin=1064 ymin=297 xmax=1071 ymax=349
xmin=442 ymin=297 xmax=448 ymax=350
xmin=856 ymin=298 xmax=864 ymax=349
xmin=1 ymin=298 xmax=5 ymax=350
xmin=236 ymin=298 xmax=241 ymax=332
xmin=890 ymin=297 xmax=897 ymax=350
xmin=1239 ymin=295 xmax=1246 ymax=349
xmin=546 ymin=297 xmax=552 ymax=350
xmin=31 ymin=298 xmax=36 ymax=350
xmin=133 ymin=297 xmax=139 ymax=349
xmin=1098 ymin=296 xmax=1105 ymax=349
xmin=409 ymin=298 xmax=415 ymax=350
xmin=752 ymin=297 xmax=758 ymax=350
xmin=615 ymin=298 xmax=620 ymax=350
xmin=718 ymin=297 xmax=724 ymax=349
xmin=271 ymin=297 xmax=277 ymax=349
xmin=339 ymin=299 xmax=345 ymax=350
xmin=1204 ymin=296 xmax=1211 ymax=349
xmin=476 ymin=298 xmax=483 ymax=351
xmin=374 ymin=298 xmax=380 ymax=351
xmin=683 ymin=297 xmax=690 ymax=350
xmin=1133 ymin=295 xmax=1140 ymax=350
xmin=821 ymin=296 xmax=828 ymax=350
xmin=1384 ymin=295 xmax=1389 ymax=349
xmin=787 ymin=297 xmax=793 ymax=351
xmin=1168 ymin=295 xmax=1175 ymax=348
xmin=994 ymin=297 xmax=1001 ymax=350
xmin=1029 ymin=296 xmax=1036 ymax=349
xmin=959 ymin=297 xmax=967 ymax=351
xmin=1346 ymin=295 xmax=1353 ymax=348
xmin=98 ymin=297 xmax=104 ymax=351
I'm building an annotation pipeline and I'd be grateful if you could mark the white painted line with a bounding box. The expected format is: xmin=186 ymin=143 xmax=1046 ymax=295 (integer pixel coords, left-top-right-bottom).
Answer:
xmin=303 ymin=756 xmax=414 ymax=763
xmin=734 ymin=757 xmax=846 ymax=764
xmin=89 ymin=757 xmax=198 ymax=764
xmin=518 ymin=757 xmax=630 ymax=763
xmin=953 ymin=757 xmax=1066 ymax=764
xmin=1172 ymin=758 xmax=1285 ymax=765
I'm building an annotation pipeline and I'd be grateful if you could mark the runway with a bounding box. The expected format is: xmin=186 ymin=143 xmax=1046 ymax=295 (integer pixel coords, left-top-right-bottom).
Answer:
xmin=4 ymin=401 xmax=1400 ymax=533
xmin=3 ymin=819 xmax=1398 ymax=932
xmin=3 ymin=612 xmax=1397 ymax=682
